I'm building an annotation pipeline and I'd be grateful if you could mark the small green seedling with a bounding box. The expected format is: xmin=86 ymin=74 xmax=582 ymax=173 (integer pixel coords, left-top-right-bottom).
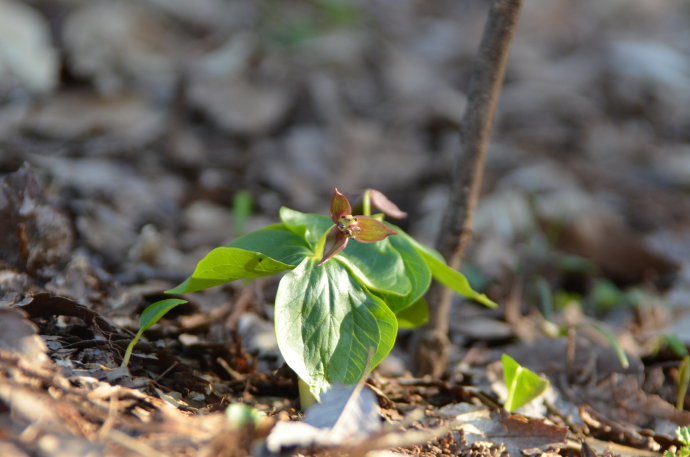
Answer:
xmin=677 ymin=355 xmax=690 ymax=411
xmin=664 ymin=334 xmax=689 ymax=358
xmin=664 ymin=426 xmax=690 ymax=457
xmin=121 ymin=298 xmax=187 ymax=366
xmin=587 ymin=323 xmax=629 ymax=369
xmin=125 ymin=188 xmax=496 ymax=403
xmin=501 ymin=353 xmax=549 ymax=413
xmin=654 ymin=334 xmax=689 ymax=410
xmin=233 ymin=190 xmax=253 ymax=237
xmin=225 ymin=403 xmax=267 ymax=429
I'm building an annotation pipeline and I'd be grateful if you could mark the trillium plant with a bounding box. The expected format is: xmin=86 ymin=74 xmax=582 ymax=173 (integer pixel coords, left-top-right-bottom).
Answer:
xmin=125 ymin=188 xmax=496 ymax=403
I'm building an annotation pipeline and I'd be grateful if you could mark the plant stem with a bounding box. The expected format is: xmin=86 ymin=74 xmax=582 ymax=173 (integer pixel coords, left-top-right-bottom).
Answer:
xmin=298 ymin=377 xmax=318 ymax=409
xmin=362 ymin=190 xmax=372 ymax=217
xmin=314 ymin=226 xmax=330 ymax=260
xmin=413 ymin=0 xmax=523 ymax=377
xmin=121 ymin=329 xmax=143 ymax=367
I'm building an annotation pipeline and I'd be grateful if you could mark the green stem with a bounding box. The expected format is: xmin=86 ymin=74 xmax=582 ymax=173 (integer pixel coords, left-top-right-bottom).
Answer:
xmin=363 ymin=190 xmax=372 ymax=216
xmin=298 ymin=377 xmax=318 ymax=409
xmin=313 ymin=226 xmax=331 ymax=260
xmin=677 ymin=355 xmax=690 ymax=410
xmin=121 ymin=329 xmax=143 ymax=367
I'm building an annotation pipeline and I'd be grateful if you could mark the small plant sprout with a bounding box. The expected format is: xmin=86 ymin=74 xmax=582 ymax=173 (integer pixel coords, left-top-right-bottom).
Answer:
xmin=677 ymin=355 xmax=690 ymax=411
xmin=501 ymin=354 xmax=549 ymax=413
xmin=125 ymin=188 xmax=497 ymax=405
xmin=664 ymin=426 xmax=690 ymax=457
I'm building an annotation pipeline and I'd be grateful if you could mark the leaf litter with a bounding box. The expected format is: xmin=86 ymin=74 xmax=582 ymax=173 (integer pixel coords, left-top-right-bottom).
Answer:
xmin=1 ymin=0 xmax=690 ymax=456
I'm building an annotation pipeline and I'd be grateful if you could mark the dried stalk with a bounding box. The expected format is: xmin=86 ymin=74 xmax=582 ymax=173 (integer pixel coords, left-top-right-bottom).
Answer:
xmin=413 ymin=0 xmax=523 ymax=376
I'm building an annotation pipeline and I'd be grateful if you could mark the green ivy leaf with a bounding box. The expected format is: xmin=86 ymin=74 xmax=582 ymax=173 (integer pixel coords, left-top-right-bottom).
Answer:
xmin=121 ymin=298 xmax=188 ymax=366
xmin=396 ymin=298 xmax=429 ymax=328
xmin=502 ymin=353 xmax=549 ymax=412
xmin=167 ymin=247 xmax=295 ymax=294
xmin=229 ymin=225 xmax=313 ymax=266
xmin=275 ymin=258 xmax=397 ymax=397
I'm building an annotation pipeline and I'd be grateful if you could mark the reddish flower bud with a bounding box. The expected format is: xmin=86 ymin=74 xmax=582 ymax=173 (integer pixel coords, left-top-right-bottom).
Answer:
xmin=319 ymin=188 xmax=400 ymax=265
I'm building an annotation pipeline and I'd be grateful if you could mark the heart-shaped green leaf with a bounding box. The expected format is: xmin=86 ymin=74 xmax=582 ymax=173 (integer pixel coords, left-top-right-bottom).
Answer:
xmin=167 ymin=247 xmax=295 ymax=294
xmin=275 ymin=258 xmax=397 ymax=397
xmin=502 ymin=353 xmax=549 ymax=412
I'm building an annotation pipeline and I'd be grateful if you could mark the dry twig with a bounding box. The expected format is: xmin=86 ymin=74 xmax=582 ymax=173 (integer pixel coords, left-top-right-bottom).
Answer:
xmin=413 ymin=0 xmax=523 ymax=376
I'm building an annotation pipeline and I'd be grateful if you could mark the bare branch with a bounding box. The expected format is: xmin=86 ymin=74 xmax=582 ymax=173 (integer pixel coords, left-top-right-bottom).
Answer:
xmin=413 ymin=0 xmax=523 ymax=376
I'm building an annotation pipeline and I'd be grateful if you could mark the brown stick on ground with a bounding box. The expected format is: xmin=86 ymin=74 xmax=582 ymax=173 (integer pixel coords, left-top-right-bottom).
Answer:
xmin=413 ymin=0 xmax=523 ymax=377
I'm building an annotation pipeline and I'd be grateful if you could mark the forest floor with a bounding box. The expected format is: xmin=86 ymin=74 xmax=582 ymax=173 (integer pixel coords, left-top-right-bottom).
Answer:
xmin=2 ymin=1 xmax=690 ymax=456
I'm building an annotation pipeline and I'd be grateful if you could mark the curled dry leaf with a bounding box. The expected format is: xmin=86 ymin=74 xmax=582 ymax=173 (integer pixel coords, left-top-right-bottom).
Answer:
xmin=265 ymin=384 xmax=381 ymax=452
xmin=368 ymin=189 xmax=408 ymax=219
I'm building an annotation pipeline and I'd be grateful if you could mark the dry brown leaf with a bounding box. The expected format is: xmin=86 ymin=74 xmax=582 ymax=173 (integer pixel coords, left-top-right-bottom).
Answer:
xmin=445 ymin=405 xmax=568 ymax=457
xmin=0 ymin=164 xmax=73 ymax=274
xmin=556 ymin=213 xmax=678 ymax=285
xmin=0 ymin=308 xmax=49 ymax=366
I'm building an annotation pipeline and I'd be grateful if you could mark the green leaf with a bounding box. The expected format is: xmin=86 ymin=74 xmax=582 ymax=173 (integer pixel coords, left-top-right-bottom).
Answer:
xmin=275 ymin=258 xmax=397 ymax=397
xmin=678 ymin=356 xmax=690 ymax=411
xmin=279 ymin=208 xmax=412 ymax=297
xmin=678 ymin=425 xmax=690 ymax=446
xmin=369 ymin=231 xmax=431 ymax=313
xmin=167 ymin=247 xmax=295 ymax=294
xmin=396 ymin=298 xmax=429 ymax=328
xmin=279 ymin=207 xmax=333 ymax=250
xmin=502 ymin=353 xmax=549 ymax=413
xmin=337 ymin=238 xmax=411 ymax=297
xmin=138 ymin=298 xmax=188 ymax=331
xmin=229 ymin=226 xmax=312 ymax=266
xmin=121 ymin=298 xmax=188 ymax=367
xmin=587 ymin=323 xmax=629 ymax=369
xmin=419 ymin=249 xmax=496 ymax=308
xmin=664 ymin=334 xmax=689 ymax=358
xmin=232 ymin=190 xmax=253 ymax=236
xmin=392 ymin=227 xmax=497 ymax=308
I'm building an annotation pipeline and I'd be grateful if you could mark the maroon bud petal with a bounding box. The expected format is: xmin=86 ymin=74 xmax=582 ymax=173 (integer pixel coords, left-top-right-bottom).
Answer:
xmin=329 ymin=188 xmax=352 ymax=223
xmin=367 ymin=189 xmax=407 ymax=219
xmin=352 ymin=216 xmax=397 ymax=243
xmin=318 ymin=226 xmax=350 ymax=266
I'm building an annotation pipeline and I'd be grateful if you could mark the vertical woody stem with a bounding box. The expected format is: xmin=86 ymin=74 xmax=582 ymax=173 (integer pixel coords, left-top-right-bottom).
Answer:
xmin=413 ymin=0 xmax=523 ymax=376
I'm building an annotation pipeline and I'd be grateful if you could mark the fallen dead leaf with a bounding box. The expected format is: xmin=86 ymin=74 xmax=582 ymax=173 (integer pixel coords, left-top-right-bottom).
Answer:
xmin=0 ymin=308 xmax=49 ymax=366
xmin=0 ymin=164 xmax=73 ymax=275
